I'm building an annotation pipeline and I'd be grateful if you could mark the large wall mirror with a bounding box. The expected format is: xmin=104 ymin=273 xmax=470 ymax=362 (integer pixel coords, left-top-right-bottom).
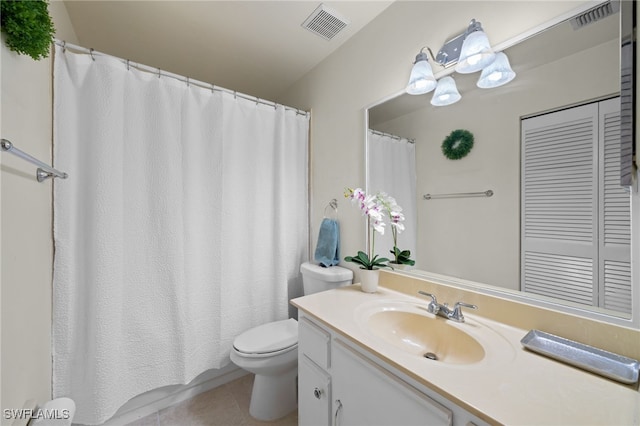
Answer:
xmin=366 ymin=0 xmax=637 ymax=325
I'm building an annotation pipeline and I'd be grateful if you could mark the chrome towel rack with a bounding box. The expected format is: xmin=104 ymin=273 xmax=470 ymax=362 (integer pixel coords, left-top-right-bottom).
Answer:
xmin=423 ymin=190 xmax=493 ymax=200
xmin=1 ymin=139 xmax=68 ymax=182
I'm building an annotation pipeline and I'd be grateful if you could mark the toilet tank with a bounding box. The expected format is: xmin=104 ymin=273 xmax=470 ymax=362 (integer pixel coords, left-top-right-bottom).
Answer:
xmin=300 ymin=262 xmax=353 ymax=295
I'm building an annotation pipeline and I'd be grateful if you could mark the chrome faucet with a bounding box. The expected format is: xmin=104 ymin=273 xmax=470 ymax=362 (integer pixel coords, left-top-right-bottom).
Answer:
xmin=418 ymin=291 xmax=478 ymax=323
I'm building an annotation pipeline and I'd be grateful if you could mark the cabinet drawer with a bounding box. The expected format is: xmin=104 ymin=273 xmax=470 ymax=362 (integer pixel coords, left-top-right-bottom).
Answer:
xmin=299 ymin=316 xmax=331 ymax=368
xmin=299 ymin=354 xmax=331 ymax=426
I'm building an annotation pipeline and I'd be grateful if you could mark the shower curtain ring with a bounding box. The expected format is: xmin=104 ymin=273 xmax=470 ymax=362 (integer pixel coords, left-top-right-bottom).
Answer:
xmin=62 ymin=41 xmax=66 ymax=53
xmin=89 ymin=48 xmax=95 ymax=61
xmin=126 ymin=59 xmax=130 ymax=71
xmin=186 ymin=77 xmax=190 ymax=87
xmin=158 ymin=68 xmax=161 ymax=78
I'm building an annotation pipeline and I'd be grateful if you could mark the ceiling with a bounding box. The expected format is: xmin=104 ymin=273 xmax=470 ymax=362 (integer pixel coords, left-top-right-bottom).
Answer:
xmin=62 ymin=1 xmax=393 ymax=101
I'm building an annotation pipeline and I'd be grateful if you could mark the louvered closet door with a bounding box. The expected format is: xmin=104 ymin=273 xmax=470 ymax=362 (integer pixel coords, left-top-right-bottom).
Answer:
xmin=598 ymin=98 xmax=632 ymax=314
xmin=521 ymin=103 xmax=599 ymax=306
xmin=521 ymin=99 xmax=631 ymax=312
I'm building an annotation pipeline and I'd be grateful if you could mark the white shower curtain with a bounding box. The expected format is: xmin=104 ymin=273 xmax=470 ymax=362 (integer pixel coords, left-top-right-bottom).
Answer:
xmin=368 ymin=130 xmax=417 ymax=261
xmin=52 ymin=44 xmax=309 ymax=424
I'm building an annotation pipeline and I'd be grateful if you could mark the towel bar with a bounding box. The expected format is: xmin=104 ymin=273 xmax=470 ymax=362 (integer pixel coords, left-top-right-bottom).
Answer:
xmin=1 ymin=138 xmax=68 ymax=182
xmin=423 ymin=190 xmax=493 ymax=200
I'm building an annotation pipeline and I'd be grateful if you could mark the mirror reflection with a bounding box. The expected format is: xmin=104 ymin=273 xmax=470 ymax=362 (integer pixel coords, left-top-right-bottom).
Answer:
xmin=367 ymin=4 xmax=632 ymax=317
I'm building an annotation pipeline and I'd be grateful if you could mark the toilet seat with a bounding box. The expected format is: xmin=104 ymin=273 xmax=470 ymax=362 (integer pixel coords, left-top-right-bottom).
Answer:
xmin=233 ymin=318 xmax=298 ymax=356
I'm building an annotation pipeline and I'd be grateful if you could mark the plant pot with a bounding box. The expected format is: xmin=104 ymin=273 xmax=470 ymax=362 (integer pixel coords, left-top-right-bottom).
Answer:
xmin=389 ymin=263 xmax=413 ymax=271
xmin=359 ymin=269 xmax=380 ymax=293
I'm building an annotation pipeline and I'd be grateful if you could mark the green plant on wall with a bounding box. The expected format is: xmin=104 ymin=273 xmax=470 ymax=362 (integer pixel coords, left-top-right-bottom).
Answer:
xmin=1 ymin=0 xmax=55 ymax=60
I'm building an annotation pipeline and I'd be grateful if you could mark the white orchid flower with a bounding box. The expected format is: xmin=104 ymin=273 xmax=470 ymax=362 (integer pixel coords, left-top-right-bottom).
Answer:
xmin=344 ymin=186 xmax=412 ymax=270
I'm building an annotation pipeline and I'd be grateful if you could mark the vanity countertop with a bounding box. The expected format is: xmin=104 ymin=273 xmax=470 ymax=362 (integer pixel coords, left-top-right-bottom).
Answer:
xmin=291 ymin=284 xmax=640 ymax=425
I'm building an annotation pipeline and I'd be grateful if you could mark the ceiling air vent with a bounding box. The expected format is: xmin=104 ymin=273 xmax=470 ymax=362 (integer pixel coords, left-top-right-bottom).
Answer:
xmin=570 ymin=0 xmax=620 ymax=30
xmin=302 ymin=3 xmax=350 ymax=41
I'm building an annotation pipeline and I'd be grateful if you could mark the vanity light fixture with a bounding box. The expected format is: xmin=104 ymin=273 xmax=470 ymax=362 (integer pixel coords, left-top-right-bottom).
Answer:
xmin=405 ymin=18 xmax=516 ymax=106
xmin=477 ymin=52 xmax=516 ymax=88
xmin=430 ymin=76 xmax=461 ymax=106
xmin=405 ymin=49 xmax=437 ymax=95
xmin=455 ymin=19 xmax=496 ymax=74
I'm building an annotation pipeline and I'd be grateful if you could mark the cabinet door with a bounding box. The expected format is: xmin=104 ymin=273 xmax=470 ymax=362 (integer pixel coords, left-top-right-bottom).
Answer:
xmin=299 ymin=354 xmax=331 ymax=426
xmin=332 ymin=339 xmax=452 ymax=426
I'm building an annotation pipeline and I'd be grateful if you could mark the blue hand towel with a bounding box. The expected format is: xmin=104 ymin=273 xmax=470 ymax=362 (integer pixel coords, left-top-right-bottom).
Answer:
xmin=314 ymin=218 xmax=340 ymax=267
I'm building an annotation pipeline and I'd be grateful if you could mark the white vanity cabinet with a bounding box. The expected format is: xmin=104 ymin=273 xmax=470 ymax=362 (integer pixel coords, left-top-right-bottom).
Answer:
xmin=298 ymin=313 xmax=489 ymax=426
xmin=298 ymin=316 xmax=332 ymax=425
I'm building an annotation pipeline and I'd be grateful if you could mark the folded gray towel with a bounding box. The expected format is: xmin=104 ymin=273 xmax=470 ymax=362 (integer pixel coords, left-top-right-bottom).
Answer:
xmin=314 ymin=218 xmax=340 ymax=267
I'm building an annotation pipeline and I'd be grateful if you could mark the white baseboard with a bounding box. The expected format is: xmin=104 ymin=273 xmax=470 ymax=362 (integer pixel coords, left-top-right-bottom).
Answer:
xmin=98 ymin=366 xmax=248 ymax=426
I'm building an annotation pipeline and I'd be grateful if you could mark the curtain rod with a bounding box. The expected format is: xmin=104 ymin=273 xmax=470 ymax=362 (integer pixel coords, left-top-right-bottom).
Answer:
xmin=1 ymin=139 xmax=68 ymax=182
xmin=368 ymin=129 xmax=415 ymax=144
xmin=54 ymin=40 xmax=310 ymax=118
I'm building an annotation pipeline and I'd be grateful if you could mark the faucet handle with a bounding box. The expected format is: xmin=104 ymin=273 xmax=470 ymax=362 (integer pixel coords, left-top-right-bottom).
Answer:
xmin=418 ymin=291 xmax=437 ymax=302
xmin=418 ymin=291 xmax=439 ymax=314
xmin=450 ymin=302 xmax=477 ymax=322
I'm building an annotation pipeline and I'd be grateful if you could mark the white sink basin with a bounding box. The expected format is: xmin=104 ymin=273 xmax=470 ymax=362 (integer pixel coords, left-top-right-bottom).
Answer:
xmin=367 ymin=309 xmax=485 ymax=364
xmin=355 ymin=299 xmax=516 ymax=366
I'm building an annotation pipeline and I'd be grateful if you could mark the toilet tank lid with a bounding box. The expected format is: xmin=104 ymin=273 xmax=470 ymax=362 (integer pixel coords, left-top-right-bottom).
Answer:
xmin=300 ymin=262 xmax=353 ymax=282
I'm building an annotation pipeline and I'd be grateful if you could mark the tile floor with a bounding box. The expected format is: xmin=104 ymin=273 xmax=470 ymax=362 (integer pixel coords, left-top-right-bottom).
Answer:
xmin=125 ymin=374 xmax=298 ymax=426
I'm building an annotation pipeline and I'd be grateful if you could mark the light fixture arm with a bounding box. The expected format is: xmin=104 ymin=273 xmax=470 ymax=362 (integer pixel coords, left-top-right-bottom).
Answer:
xmin=413 ymin=47 xmax=438 ymax=64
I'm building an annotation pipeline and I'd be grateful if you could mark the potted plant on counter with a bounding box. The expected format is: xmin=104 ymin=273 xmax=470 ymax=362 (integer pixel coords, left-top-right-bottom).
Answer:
xmin=343 ymin=187 xmax=393 ymax=292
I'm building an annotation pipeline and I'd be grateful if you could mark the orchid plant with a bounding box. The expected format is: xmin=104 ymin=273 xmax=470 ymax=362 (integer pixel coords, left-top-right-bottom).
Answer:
xmin=344 ymin=188 xmax=414 ymax=270
xmin=377 ymin=193 xmax=415 ymax=267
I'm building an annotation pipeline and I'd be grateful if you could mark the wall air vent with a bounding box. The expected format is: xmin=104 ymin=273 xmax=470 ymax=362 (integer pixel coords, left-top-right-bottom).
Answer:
xmin=570 ymin=0 xmax=620 ymax=30
xmin=302 ymin=3 xmax=350 ymax=41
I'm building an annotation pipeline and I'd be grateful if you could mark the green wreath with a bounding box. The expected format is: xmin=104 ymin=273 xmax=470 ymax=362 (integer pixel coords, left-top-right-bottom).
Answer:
xmin=441 ymin=129 xmax=474 ymax=160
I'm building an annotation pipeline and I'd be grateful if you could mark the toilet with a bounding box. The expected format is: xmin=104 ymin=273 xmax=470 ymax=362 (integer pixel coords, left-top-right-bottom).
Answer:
xmin=230 ymin=262 xmax=353 ymax=421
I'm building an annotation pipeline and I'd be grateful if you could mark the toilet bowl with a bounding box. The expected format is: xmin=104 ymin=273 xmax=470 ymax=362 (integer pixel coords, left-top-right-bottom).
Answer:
xmin=230 ymin=318 xmax=299 ymax=421
xmin=230 ymin=262 xmax=353 ymax=421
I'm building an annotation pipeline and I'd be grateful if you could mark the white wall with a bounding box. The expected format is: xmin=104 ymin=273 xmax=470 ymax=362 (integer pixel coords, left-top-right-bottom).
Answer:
xmin=373 ymin=39 xmax=619 ymax=290
xmin=278 ymin=1 xmax=594 ymax=283
xmin=1 ymin=1 xmax=77 ymax=421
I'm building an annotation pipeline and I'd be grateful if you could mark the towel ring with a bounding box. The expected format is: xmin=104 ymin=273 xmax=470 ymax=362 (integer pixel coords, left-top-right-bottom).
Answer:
xmin=324 ymin=199 xmax=338 ymax=220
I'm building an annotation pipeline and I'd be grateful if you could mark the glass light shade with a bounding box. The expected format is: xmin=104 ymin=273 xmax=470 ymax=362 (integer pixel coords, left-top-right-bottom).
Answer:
xmin=430 ymin=76 xmax=461 ymax=106
xmin=406 ymin=52 xmax=437 ymax=95
xmin=477 ymin=52 xmax=516 ymax=88
xmin=455 ymin=30 xmax=496 ymax=74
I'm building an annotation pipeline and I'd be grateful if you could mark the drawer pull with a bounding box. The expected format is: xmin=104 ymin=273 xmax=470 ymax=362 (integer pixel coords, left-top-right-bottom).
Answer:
xmin=313 ymin=387 xmax=323 ymax=399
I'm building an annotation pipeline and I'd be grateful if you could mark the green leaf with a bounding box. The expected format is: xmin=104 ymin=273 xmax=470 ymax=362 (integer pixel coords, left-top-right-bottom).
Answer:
xmin=345 ymin=256 xmax=365 ymax=267
xmin=390 ymin=246 xmax=415 ymax=265
xmin=373 ymin=257 xmax=391 ymax=265
xmin=356 ymin=251 xmax=370 ymax=265
xmin=1 ymin=0 xmax=56 ymax=60
xmin=346 ymin=251 xmax=394 ymax=270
